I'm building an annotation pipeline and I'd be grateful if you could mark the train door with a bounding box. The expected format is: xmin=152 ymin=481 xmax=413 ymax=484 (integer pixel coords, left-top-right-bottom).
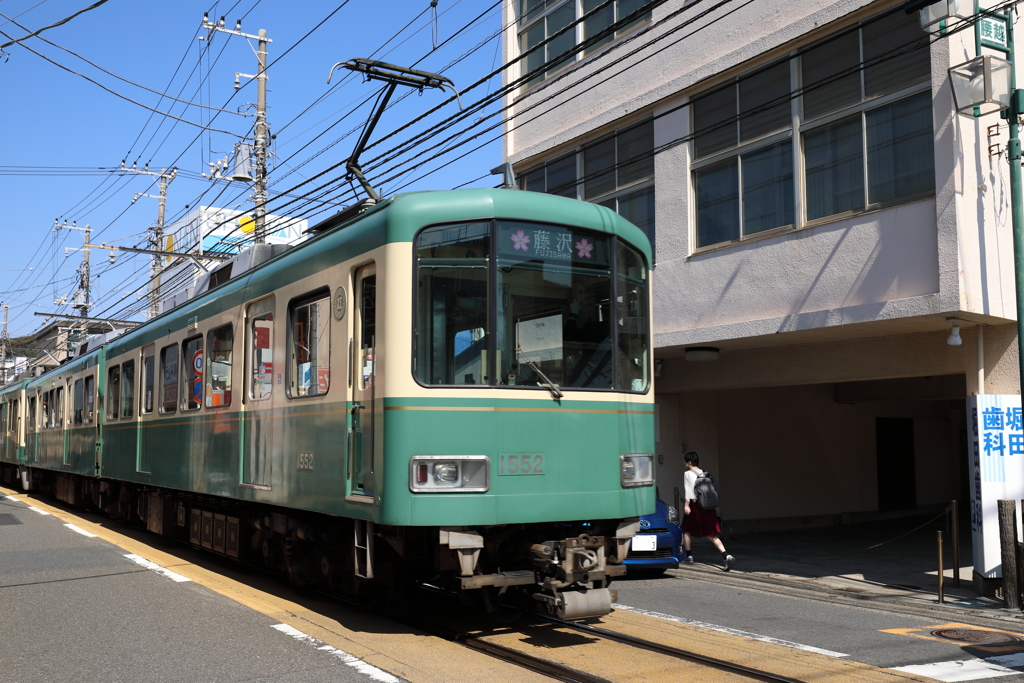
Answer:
xmin=138 ymin=345 xmax=155 ymax=473
xmin=350 ymin=265 xmax=376 ymax=498
xmin=243 ymin=296 xmax=275 ymax=489
xmin=1 ymin=399 xmax=7 ymax=460
xmin=11 ymin=398 xmax=21 ymax=463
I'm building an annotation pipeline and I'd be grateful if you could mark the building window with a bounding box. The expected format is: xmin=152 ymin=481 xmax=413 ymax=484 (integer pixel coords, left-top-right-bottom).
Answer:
xmin=519 ymin=119 xmax=655 ymax=257
xmin=691 ymin=9 xmax=931 ymax=250
xmin=519 ymin=0 xmax=654 ymax=87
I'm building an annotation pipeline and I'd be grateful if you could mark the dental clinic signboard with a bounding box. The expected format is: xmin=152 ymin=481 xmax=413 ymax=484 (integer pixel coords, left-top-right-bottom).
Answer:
xmin=968 ymin=394 xmax=1024 ymax=577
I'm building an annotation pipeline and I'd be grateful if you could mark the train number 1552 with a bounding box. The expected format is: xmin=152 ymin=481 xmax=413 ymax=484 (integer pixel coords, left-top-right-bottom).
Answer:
xmin=498 ymin=454 xmax=545 ymax=475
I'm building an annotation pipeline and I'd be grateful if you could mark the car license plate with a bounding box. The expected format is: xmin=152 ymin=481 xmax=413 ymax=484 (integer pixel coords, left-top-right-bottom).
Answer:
xmin=631 ymin=534 xmax=657 ymax=551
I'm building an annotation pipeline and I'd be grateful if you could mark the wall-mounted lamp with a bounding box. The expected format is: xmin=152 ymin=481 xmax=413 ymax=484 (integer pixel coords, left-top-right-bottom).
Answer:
xmin=653 ymin=360 xmax=662 ymax=377
xmin=947 ymin=318 xmax=963 ymax=346
xmin=684 ymin=346 xmax=720 ymax=362
xmin=916 ymin=0 xmax=970 ymax=30
xmin=949 ymin=55 xmax=1013 ymax=117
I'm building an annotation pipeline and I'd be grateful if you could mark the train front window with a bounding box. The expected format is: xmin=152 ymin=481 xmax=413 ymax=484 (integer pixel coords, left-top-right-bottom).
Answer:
xmin=414 ymin=222 xmax=490 ymax=386
xmin=497 ymin=221 xmax=614 ymax=389
xmin=414 ymin=219 xmax=648 ymax=391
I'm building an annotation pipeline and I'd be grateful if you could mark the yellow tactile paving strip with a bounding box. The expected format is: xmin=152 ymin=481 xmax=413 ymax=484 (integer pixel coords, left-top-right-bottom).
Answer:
xmin=3 ymin=485 xmax=938 ymax=682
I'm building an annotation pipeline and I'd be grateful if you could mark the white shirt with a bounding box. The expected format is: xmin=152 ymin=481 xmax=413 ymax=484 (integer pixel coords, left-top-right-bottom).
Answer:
xmin=683 ymin=467 xmax=703 ymax=502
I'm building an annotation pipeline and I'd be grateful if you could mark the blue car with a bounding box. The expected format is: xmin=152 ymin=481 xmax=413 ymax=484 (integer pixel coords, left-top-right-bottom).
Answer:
xmin=624 ymin=498 xmax=683 ymax=573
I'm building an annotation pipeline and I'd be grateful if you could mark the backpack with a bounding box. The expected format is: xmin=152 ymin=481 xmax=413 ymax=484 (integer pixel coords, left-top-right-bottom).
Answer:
xmin=693 ymin=470 xmax=719 ymax=510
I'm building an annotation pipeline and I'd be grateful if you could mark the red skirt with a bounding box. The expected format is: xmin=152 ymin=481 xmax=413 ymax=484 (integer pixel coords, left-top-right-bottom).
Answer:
xmin=683 ymin=503 xmax=721 ymax=537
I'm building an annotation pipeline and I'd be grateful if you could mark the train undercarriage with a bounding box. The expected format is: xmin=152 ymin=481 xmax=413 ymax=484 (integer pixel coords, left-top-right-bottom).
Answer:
xmin=2 ymin=464 xmax=638 ymax=620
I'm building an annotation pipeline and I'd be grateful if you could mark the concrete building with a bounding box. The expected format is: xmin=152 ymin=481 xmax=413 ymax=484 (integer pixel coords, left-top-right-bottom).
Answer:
xmin=501 ymin=0 xmax=1021 ymax=530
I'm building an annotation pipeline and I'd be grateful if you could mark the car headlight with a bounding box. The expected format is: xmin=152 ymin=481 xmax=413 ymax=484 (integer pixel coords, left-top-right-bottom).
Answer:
xmin=410 ymin=455 xmax=489 ymax=492
xmin=620 ymin=453 xmax=654 ymax=487
xmin=666 ymin=504 xmax=679 ymax=525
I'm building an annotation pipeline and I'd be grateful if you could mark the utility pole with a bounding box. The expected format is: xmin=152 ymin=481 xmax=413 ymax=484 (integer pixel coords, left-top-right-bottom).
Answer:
xmin=54 ymin=221 xmax=93 ymax=318
xmin=201 ymin=15 xmax=272 ymax=243
xmin=122 ymin=163 xmax=177 ymax=318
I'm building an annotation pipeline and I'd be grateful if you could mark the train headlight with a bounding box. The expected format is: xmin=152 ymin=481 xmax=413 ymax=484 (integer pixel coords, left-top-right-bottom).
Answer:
xmin=434 ymin=462 xmax=459 ymax=484
xmin=620 ymin=453 xmax=654 ymax=488
xmin=409 ymin=455 xmax=490 ymax=493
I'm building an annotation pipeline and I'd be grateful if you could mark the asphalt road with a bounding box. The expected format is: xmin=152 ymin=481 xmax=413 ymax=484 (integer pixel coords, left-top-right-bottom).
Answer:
xmin=615 ymin=570 xmax=1024 ymax=682
xmin=0 ymin=494 xmax=397 ymax=683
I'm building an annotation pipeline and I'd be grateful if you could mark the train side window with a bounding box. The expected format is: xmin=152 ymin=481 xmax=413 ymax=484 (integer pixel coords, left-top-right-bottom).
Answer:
xmin=414 ymin=222 xmax=490 ymax=386
xmin=288 ymin=290 xmax=331 ymax=398
xmin=28 ymin=396 xmax=36 ymax=433
xmin=248 ymin=297 xmax=275 ymax=401
xmin=206 ymin=324 xmax=233 ymax=408
xmin=73 ymin=379 xmax=84 ymax=425
xmin=121 ymin=360 xmax=135 ymax=419
xmin=84 ymin=374 xmax=95 ymax=424
xmin=142 ymin=345 xmax=155 ymax=414
xmin=107 ymin=365 xmax=121 ymax=420
xmin=182 ymin=336 xmax=203 ymax=411
xmin=160 ymin=344 xmax=179 ymax=414
xmin=39 ymin=392 xmax=48 ymax=429
xmin=55 ymin=386 xmax=64 ymax=426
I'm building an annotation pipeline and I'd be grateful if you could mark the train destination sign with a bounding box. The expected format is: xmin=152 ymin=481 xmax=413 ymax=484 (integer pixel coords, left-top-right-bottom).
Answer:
xmin=497 ymin=222 xmax=610 ymax=267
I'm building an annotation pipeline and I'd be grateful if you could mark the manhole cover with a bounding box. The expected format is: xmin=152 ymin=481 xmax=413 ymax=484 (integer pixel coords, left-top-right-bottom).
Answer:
xmin=0 ymin=513 xmax=21 ymax=526
xmin=931 ymin=629 xmax=1024 ymax=644
xmin=881 ymin=584 xmax=920 ymax=591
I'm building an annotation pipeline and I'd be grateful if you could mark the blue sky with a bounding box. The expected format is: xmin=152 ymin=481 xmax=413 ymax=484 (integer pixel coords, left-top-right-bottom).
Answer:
xmin=0 ymin=0 xmax=505 ymax=339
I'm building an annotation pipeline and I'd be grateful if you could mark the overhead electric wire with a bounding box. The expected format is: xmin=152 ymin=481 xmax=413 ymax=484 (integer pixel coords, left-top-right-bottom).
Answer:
xmin=0 ymin=12 xmax=246 ymax=116
xmin=0 ymin=27 xmax=239 ymax=134
xmin=0 ymin=0 xmax=109 ymax=49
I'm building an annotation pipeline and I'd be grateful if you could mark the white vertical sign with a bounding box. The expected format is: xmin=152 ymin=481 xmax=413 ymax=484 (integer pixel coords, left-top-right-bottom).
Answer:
xmin=967 ymin=394 xmax=1024 ymax=577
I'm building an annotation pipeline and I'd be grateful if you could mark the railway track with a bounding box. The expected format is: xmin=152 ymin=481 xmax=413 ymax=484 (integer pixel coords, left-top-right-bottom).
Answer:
xmin=401 ymin=585 xmax=807 ymax=682
xmin=535 ymin=614 xmax=805 ymax=683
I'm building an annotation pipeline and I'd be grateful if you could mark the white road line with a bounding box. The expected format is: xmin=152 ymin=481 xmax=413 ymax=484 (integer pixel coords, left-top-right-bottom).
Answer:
xmin=64 ymin=523 xmax=97 ymax=538
xmin=271 ymin=623 xmax=402 ymax=682
xmin=612 ymin=603 xmax=849 ymax=658
xmin=27 ymin=506 xmax=50 ymax=516
xmin=889 ymin=658 xmax=1021 ymax=681
xmin=123 ymin=554 xmax=191 ymax=583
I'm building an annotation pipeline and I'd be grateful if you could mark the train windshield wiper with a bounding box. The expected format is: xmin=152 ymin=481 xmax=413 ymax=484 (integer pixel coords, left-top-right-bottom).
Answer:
xmin=515 ymin=346 xmax=563 ymax=399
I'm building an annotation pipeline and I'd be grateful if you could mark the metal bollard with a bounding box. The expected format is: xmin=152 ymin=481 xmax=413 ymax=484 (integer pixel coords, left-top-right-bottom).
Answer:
xmin=937 ymin=530 xmax=944 ymax=604
xmin=951 ymin=500 xmax=960 ymax=588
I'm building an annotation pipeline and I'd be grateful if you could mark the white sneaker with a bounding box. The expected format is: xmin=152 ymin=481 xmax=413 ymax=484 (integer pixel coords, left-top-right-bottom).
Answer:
xmin=724 ymin=555 xmax=735 ymax=571
xmin=682 ymin=554 xmax=694 ymax=564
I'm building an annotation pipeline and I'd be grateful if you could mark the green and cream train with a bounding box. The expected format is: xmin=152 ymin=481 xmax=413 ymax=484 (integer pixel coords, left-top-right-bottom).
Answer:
xmin=0 ymin=188 xmax=655 ymax=619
